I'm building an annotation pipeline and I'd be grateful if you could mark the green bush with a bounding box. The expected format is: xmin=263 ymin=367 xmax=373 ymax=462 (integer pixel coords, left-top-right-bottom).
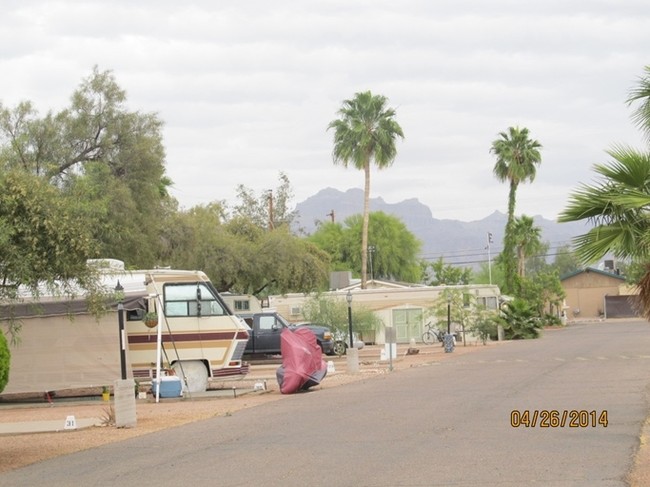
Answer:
xmin=0 ymin=332 xmax=10 ymax=394
xmin=470 ymin=313 xmax=499 ymax=345
xmin=499 ymin=298 xmax=542 ymax=340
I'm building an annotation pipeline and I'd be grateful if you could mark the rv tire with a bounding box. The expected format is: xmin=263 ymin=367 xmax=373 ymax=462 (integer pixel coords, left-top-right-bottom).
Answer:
xmin=172 ymin=360 xmax=209 ymax=393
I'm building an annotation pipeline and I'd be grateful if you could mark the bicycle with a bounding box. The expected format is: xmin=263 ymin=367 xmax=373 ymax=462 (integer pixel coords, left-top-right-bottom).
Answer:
xmin=421 ymin=321 xmax=445 ymax=345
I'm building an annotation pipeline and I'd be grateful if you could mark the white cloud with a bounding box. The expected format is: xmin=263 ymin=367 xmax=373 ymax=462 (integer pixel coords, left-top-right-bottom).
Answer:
xmin=0 ymin=0 xmax=648 ymax=222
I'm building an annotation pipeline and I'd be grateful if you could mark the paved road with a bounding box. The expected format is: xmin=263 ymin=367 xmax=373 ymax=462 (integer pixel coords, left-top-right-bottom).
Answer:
xmin=2 ymin=320 xmax=650 ymax=486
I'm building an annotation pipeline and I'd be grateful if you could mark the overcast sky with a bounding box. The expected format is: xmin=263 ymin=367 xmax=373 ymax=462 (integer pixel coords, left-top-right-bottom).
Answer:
xmin=1 ymin=1 xmax=648 ymax=222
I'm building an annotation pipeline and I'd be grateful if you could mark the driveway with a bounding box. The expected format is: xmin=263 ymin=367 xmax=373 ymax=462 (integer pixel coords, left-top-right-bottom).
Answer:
xmin=2 ymin=320 xmax=649 ymax=486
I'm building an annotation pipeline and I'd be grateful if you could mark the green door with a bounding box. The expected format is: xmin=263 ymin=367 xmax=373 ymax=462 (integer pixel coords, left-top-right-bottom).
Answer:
xmin=392 ymin=308 xmax=423 ymax=343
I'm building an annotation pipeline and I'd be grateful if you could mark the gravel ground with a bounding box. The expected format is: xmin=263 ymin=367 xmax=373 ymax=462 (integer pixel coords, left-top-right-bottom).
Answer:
xmin=1 ymin=340 xmax=649 ymax=485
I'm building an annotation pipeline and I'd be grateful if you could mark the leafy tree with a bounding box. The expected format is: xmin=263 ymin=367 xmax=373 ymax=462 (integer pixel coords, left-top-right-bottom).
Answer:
xmin=425 ymin=258 xmax=472 ymax=286
xmin=328 ymin=91 xmax=404 ymax=288
xmin=309 ymin=212 xmax=422 ymax=283
xmin=306 ymin=222 xmax=347 ymax=270
xmin=231 ymin=172 xmax=298 ymax=230
xmin=522 ymin=240 xmax=550 ymax=277
xmin=553 ymin=244 xmax=581 ymax=277
xmin=0 ymin=170 xmax=103 ymax=339
xmin=165 ymin=205 xmax=330 ymax=296
xmin=254 ymin=229 xmax=330 ymax=296
xmin=474 ymin=260 xmax=506 ymax=289
xmin=427 ymin=288 xmax=499 ymax=345
xmin=0 ymin=67 xmax=170 ymax=269
xmin=490 ymin=127 xmax=542 ymax=294
xmin=470 ymin=308 xmax=500 ymax=345
xmin=518 ymin=269 xmax=565 ymax=318
xmin=512 ymin=215 xmax=542 ymax=278
xmin=301 ymin=294 xmax=383 ymax=336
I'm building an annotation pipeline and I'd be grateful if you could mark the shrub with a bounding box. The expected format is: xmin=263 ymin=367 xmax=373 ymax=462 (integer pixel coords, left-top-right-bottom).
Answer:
xmin=0 ymin=331 xmax=10 ymax=393
xmin=499 ymin=298 xmax=542 ymax=340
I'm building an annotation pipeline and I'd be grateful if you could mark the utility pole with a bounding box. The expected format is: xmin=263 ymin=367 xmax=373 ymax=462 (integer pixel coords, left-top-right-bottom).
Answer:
xmin=267 ymin=190 xmax=274 ymax=231
xmin=326 ymin=210 xmax=335 ymax=223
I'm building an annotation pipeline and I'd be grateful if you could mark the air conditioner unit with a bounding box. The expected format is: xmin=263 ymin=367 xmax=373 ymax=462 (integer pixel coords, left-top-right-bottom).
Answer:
xmin=290 ymin=306 xmax=301 ymax=316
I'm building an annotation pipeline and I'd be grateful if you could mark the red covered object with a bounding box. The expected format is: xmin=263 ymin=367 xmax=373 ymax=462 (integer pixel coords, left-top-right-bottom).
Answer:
xmin=276 ymin=327 xmax=327 ymax=394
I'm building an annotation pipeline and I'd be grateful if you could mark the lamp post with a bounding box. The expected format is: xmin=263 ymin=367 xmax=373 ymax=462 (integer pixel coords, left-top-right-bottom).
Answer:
xmin=114 ymin=280 xmax=127 ymax=380
xmin=447 ymin=294 xmax=451 ymax=334
xmin=346 ymin=290 xmax=353 ymax=348
xmin=444 ymin=293 xmax=455 ymax=353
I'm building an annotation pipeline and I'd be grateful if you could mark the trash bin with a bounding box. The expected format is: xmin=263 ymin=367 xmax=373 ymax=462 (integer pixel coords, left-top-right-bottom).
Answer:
xmin=443 ymin=333 xmax=455 ymax=353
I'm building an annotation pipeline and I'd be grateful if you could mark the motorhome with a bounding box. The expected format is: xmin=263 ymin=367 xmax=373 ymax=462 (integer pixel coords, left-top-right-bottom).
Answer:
xmin=0 ymin=260 xmax=250 ymax=395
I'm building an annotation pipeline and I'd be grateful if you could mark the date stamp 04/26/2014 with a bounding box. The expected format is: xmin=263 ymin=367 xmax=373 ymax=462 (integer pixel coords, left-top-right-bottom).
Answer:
xmin=510 ymin=410 xmax=609 ymax=428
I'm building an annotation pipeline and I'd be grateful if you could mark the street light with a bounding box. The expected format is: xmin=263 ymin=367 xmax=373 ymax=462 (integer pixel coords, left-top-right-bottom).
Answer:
xmin=346 ymin=290 xmax=353 ymax=349
xmin=114 ymin=280 xmax=127 ymax=380
xmin=447 ymin=294 xmax=451 ymax=334
xmin=445 ymin=293 xmax=455 ymax=353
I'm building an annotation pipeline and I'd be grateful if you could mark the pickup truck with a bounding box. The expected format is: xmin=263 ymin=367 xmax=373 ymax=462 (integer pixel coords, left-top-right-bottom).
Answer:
xmin=238 ymin=311 xmax=335 ymax=356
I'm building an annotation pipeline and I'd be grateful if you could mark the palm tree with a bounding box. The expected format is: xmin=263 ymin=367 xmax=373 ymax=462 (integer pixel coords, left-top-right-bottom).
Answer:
xmin=490 ymin=126 xmax=542 ymax=294
xmin=328 ymin=91 xmax=404 ymax=288
xmin=512 ymin=215 xmax=542 ymax=278
xmin=560 ymin=66 xmax=650 ymax=320
xmin=628 ymin=65 xmax=650 ymax=142
xmin=558 ymin=146 xmax=650 ymax=316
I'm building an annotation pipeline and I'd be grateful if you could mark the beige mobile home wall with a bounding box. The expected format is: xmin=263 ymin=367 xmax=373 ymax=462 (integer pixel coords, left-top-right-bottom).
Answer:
xmin=1 ymin=313 xmax=123 ymax=395
xmin=269 ymin=284 xmax=500 ymax=344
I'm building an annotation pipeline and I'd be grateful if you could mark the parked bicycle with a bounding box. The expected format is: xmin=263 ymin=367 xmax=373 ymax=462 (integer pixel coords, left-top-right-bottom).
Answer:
xmin=421 ymin=321 xmax=445 ymax=345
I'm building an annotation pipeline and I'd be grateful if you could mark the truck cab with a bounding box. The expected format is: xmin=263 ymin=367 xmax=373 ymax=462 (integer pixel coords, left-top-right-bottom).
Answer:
xmin=238 ymin=311 xmax=334 ymax=356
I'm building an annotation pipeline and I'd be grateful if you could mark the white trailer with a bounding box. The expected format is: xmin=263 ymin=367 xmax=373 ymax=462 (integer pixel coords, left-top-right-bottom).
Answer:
xmin=0 ymin=261 xmax=250 ymax=395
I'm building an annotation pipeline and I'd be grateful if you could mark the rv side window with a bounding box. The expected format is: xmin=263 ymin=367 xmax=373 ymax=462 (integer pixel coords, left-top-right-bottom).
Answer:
xmin=164 ymin=283 xmax=226 ymax=317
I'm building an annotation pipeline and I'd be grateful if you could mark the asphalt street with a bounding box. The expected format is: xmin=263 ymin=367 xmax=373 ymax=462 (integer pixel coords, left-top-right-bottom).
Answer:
xmin=2 ymin=320 xmax=650 ymax=486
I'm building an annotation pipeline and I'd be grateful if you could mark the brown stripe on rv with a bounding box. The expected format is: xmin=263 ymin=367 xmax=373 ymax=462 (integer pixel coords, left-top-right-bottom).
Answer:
xmin=128 ymin=331 xmax=238 ymax=344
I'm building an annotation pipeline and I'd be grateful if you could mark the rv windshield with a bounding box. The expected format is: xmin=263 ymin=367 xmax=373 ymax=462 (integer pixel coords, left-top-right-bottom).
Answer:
xmin=164 ymin=282 xmax=226 ymax=317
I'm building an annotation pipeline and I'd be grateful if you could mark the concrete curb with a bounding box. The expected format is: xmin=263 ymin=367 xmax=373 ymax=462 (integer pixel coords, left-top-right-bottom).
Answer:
xmin=0 ymin=417 xmax=102 ymax=435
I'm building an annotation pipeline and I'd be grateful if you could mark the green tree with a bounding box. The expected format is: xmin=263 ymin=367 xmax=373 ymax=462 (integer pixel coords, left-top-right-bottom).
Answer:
xmin=512 ymin=215 xmax=542 ymax=278
xmin=309 ymin=212 xmax=422 ymax=283
xmin=553 ymin=244 xmax=581 ymax=277
xmin=490 ymin=127 xmax=542 ymax=294
xmin=0 ymin=171 xmax=103 ymax=339
xmin=425 ymin=258 xmax=472 ymax=286
xmin=0 ymin=67 xmax=170 ymax=269
xmin=628 ymin=65 xmax=650 ymax=141
xmin=165 ymin=205 xmax=330 ymax=296
xmin=474 ymin=260 xmax=506 ymax=289
xmin=231 ymin=172 xmax=298 ymax=231
xmin=558 ymin=146 xmax=650 ymax=317
xmin=518 ymin=269 xmax=565 ymax=318
xmin=328 ymin=91 xmax=404 ymax=288
xmin=301 ymin=294 xmax=383 ymax=337
xmin=307 ymin=222 xmax=347 ymax=270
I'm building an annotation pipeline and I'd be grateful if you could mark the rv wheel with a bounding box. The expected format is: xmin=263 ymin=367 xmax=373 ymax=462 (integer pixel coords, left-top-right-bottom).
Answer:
xmin=172 ymin=360 xmax=209 ymax=393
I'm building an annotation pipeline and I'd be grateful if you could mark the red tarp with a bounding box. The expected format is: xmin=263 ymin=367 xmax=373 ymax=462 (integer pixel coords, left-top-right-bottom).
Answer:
xmin=276 ymin=327 xmax=327 ymax=394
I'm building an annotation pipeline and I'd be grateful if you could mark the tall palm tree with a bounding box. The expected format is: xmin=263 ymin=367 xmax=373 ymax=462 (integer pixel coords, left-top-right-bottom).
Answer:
xmin=490 ymin=126 xmax=542 ymax=294
xmin=559 ymin=146 xmax=650 ymax=315
xmin=328 ymin=91 xmax=404 ymax=288
xmin=512 ymin=215 xmax=542 ymax=278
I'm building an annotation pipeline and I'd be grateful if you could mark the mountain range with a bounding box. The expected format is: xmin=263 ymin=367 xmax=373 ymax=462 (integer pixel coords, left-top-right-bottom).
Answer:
xmin=294 ymin=188 xmax=591 ymax=268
